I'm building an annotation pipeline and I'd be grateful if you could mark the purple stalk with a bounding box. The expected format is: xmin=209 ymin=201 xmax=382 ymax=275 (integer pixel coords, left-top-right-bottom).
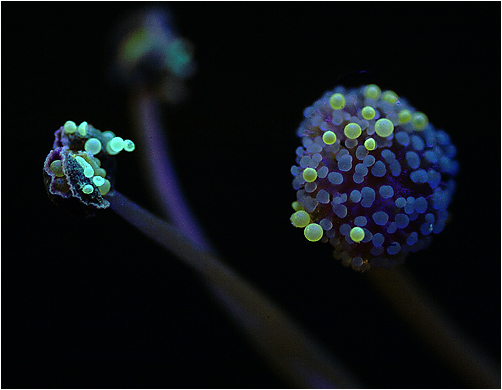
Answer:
xmin=131 ymin=87 xmax=212 ymax=250
xmin=368 ymin=268 xmax=500 ymax=388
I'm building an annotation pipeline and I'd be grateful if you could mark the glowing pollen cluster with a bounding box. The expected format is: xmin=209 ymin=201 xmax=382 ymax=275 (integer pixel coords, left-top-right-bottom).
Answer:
xmin=43 ymin=120 xmax=135 ymax=216
xmin=290 ymin=84 xmax=458 ymax=271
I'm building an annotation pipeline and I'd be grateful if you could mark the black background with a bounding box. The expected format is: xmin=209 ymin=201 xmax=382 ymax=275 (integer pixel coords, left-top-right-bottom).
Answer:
xmin=2 ymin=2 xmax=500 ymax=388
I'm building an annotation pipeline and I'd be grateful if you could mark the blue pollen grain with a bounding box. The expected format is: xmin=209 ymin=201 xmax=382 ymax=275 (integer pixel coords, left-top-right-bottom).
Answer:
xmin=289 ymin=84 xmax=459 ymax=271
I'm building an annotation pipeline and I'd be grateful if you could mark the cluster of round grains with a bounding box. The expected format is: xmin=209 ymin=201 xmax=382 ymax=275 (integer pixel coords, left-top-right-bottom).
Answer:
xmin=290 ymin=84 xmax=458 ymax=271
xmin=43 ymin=120 xmax=135 ymax=215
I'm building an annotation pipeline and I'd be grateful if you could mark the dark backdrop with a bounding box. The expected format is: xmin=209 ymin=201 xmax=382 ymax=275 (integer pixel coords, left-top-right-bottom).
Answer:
xmin=2 ymin=2 xmax=500 ymax=388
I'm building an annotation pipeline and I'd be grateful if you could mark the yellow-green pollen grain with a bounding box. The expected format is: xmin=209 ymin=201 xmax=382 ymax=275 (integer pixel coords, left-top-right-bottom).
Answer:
xmin=411 ymin=112 xmax=428 ymax=130
xmin=364 ymin=138 xmax=376 ymax=151
xmin=84 ymin=138 xmax=102 ymax=155
xmin=291 ymin=201 xmax=304 ymax=211
xmin=375 ymin=118 xmax=394 ymax=137
xmin=303 ymin=167 xmax=317 ymax=183
xmin=329 ymin=93 xmax=345 ymax=110
xmin=64 ymin=121 xmax=77 ymax=134
xmin=98 ymin=179 xmax=111 ymax=196
xmin=50 ymin=160 xmax=64 ymax=177
xmin=361 ymin=106 xmax=375 ymax=120
xmin=344 ymin=123 xmax=362 ymax=140
xmin=398 ymin=109 xmax=411 ymax=123
xmin=95 ymin=168 xmax=107 ymax=178
xmin=290 ymin=210 xmax=310 ymax=228
xmin=322 ymin=131 xmax=337 ymax=145
xmin=304 ymin=223 xmax=323 ymax=242
xmin=381 ymin=90 xmax=399 ymax=104
xmin=123 ymin=139 xmax=135 ymax=152
xmin=350 ymin=227 xmax=365 ymax=243
xmin=82 ymin=184 xmax=94 ymax=194
xmin=77 ymin=121 xmax=88 ymax=136
xmin=364 ymin=84 xmax=381 ymax=100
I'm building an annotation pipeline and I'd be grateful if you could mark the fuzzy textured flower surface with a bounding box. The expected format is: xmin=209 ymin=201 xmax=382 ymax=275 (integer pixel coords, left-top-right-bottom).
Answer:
xmin=43 ymin=121 xmax=135 ymax=217
xmin=290 ymin=84 xmax=458 ymax=271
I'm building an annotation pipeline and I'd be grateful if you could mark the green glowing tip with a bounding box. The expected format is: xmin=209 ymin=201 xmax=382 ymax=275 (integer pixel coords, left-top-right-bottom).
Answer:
xmin=375 ymin=118 xmax=394 ymax=137
xmin=84 ymin=138 xmax=102 ymax=155
xmin=364 ymin=84 xmax=381 ymax=100
xmin=291 ymin=201 xmax=304 ymax=211
xmin=364 ymin=138 xmax=376 ymax=151
xmin=49 ymin=160 xmax=64 ymax=177
xmin=123 ymin=139 xmax=135 ymax=152
xmin=77 ymin=121 xmax=88 ymax=136
xmin=92 ymin=175 xmax=105 ymax=187
xmin=322 ymin=131 xmax=337 ymax=145
xmin=82 ymin=184 xmax=94 ymax=194
xmin=304 ymin=223 xmax=323 ymax=242
xmin=411 ymin=112 xmax=429 ymax=130
xmin=381 ymin=90 xmax=399 ymax=104
xmin=398 ymin=109 xmax=412 ymax=123
xmin=329 ymin=93 xmax=345 ymax=110
xmin=75 ymin=156 xmax=89 ymax=168
xmin=302 ymin=167 xmax=317 ymax=182
xmin=350 ymin=227 xmax=365 ymax=242
xmin=344 ymin=123 xmax=362 ymax=139
xmin=290 ymin=210 xmax=310 ymax=228
xmin=361 ymin=106 xmax=375 ymax=120
xmin=64 ymin=121 xmax=77 ymax=134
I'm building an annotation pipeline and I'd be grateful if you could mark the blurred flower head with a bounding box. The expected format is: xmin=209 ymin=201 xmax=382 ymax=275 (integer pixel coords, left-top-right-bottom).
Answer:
xmin=109 ymin=7 xmax=196 ymax=103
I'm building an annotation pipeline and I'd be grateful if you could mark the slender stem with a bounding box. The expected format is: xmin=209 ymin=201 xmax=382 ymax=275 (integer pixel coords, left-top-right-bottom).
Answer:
xmin=108 ymin=190 xmax=361 ymax=388
xmin=367 ymin=267 xmax=500 ymax=388
xmin=129 ymin=87 xmax=212 ymax=250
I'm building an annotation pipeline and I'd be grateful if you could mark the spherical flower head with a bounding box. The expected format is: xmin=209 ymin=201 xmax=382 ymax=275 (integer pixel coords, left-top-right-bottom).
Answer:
xmin=43 ymin=120 xmax=135 ymax=217
xmin=290 ymin=84 xmax=458 ymax=271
